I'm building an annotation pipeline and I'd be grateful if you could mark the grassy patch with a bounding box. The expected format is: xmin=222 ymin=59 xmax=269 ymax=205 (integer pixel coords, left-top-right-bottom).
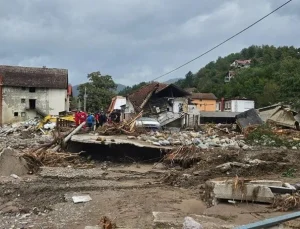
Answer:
xmin=246 ymin=124 xmax=300 ymax=148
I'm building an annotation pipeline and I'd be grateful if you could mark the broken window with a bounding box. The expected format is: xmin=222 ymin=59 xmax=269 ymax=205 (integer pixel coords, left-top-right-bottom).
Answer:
xmin=29 ymin=87 xmax=36 ymax=93
xmin=29 ymin=99 xmax=36 ymax=109
xmin=21 ymin=112 xmax=26 ymax=117
xmin=14 ymin=112 xmax=18 ymax=117
xmin=21 ymin=98 xmax=25 ymax=103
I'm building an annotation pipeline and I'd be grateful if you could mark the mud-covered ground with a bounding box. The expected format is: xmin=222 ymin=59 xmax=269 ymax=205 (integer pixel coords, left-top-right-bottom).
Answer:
xmin=2 ymin=148 xmax=300 ymax=228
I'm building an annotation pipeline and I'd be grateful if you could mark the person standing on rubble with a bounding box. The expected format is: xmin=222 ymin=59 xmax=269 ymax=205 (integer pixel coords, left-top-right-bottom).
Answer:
xmin=86 ymin=113 xmax=95 ymax=131
xmin=95 ymin=112 xmax=100 ymax=128
xmin=100 ymin=112 xmax=107 ymax=126
xmin=79 ymin=111 xmax=87 ymax=129
xmin=74 ymin=110 xmax=80 ymax=127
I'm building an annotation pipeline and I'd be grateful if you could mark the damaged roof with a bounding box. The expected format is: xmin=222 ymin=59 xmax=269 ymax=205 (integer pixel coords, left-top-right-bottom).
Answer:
xmin=0 ymin=65 xmax=68 ymax=89
xmin=127 ymin=82 xmax=190 ymax=111
xmin=190 ymin=93 xmax=217 ymax=100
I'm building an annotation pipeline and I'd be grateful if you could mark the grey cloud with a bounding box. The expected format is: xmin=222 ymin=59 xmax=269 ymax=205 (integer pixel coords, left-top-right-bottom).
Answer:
xmin=0 ymin=0 xmax=298 ymax=86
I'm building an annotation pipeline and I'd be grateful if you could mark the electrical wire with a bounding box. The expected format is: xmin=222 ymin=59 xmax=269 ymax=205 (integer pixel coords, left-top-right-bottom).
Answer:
xmin=151 ymin=0 xmax=292 ymax=81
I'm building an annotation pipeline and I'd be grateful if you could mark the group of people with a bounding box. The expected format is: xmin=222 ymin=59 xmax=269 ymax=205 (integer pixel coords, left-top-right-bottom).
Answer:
xmin=74 ymin=110 xmax=108 ymax=131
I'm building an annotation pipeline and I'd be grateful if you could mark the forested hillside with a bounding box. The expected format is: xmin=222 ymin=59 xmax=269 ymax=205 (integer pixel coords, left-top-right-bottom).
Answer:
xmin=176 ymin=45 xmax=300 ymax=108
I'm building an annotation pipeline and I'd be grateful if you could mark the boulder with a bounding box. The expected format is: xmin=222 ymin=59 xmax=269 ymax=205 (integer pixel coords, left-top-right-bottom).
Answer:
xmin=0 ymin=148 xmax=28 ymax=176
xmin=192 ymin=138 xmax=201 ymax=145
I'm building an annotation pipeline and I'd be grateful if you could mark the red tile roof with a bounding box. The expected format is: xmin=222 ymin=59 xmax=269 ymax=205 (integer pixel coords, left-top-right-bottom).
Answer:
xmin=190 ymin=93 xmax=217 ymax=100
xmin=128 ymin=82 xmax=160 ymax=111
xmin=127 ymin=82 xmax=189 ymax=111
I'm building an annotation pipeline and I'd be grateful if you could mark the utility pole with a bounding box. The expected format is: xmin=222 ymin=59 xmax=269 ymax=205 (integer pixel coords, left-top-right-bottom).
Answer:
xmin=84 ymin=87 xmax=87 ymax=112
xmin=77 ymin=98 xmax=81 ymax=110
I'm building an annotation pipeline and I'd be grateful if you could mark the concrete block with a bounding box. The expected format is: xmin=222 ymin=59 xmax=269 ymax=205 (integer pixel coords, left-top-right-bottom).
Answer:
xmin=207 ymin=180 xmax=275 ymax=204
xmin=152 ymin=212 xmax=235 ymax=229
xmin=183 ymin=217 xmax=203 ymax=229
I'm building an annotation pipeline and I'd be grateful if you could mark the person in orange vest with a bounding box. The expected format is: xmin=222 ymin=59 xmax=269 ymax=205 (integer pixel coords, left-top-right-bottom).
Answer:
xmin=74 ymin=110 xmax=80 ymax=127
xmin=79 ymin=111 xmax=87 ymax=129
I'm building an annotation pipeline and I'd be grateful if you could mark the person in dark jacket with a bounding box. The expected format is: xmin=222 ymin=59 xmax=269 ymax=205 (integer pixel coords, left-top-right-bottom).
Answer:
xmin=99 ymin=112 xmax=107 ymax=127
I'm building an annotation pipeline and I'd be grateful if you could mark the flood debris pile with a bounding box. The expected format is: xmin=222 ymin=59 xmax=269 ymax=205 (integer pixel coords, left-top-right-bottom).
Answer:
xmin=22 ymin=150 xmax=94 ymax=172
xmin=272 ymin=193 xmax=300 ymax=211
xmin=99 ymin=216 xmax=117 ymax=229
xmin=97 ymin=111 xmax=143 ymax=135
xmin=163 ymin=146 xmax=202 ymax=168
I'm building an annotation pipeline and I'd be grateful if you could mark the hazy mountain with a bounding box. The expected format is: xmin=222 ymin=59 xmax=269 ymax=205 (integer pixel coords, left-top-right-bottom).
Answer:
xmin=163 ymin=78 xmax=182 ymax=84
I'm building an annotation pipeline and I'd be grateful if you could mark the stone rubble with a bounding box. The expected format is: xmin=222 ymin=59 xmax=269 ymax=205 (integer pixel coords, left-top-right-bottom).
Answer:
xmin=138 ymin=130 xmax=250 ymax=150
xmin=0 ymin=119 xmax=54 ymax=150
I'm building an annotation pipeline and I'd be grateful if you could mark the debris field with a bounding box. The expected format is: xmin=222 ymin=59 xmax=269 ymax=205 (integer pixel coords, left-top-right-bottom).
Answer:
xmin=2 ymin=117 xmax=300 ymax=228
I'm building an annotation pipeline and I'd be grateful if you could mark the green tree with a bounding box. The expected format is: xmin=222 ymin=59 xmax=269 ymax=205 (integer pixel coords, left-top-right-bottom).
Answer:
xmin=118 ymin=82 xmax=147 ymax=96
xmin=78 ymin=71 xmax=116 ymax=112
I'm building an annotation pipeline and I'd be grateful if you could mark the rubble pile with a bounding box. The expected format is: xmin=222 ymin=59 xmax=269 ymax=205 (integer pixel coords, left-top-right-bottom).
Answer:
xmin=97 ymin=111 xmax=143 ymax=136
xmin=272 ymin=193 xmax=300 ymax=211
xmin=0 ymin=148 xmax=29 ymax=176
xmin=0 ymin=120 xmax=55 ymax=150
xmin=163 ymin=146 xmax=202 ymax=168
xmin=22 ymin=150 xmax=94 ymax=172
xmin=138 ymin=129 xmax=248 ymax=150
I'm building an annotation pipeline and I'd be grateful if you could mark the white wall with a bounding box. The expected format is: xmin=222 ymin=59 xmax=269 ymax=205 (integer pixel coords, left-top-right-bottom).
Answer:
xmin=114 ymin=97 xmax=126 ymax=110
xmin=231 ymin=100 xmax=255 ymax=112
xmin=173 ymin=98 xmax=187 ymax=113
xmin=2 ymin=86 xmax=67 ymax=124
xmin=124 ymin=100 xmax=135 ymax=113
xmin=48 ymin=89 xmax=68 ymax=115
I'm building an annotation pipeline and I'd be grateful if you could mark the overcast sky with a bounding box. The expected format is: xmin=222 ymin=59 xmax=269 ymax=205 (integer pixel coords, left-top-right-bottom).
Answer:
xmin=0 ymin=0 xmax=299 ymax=86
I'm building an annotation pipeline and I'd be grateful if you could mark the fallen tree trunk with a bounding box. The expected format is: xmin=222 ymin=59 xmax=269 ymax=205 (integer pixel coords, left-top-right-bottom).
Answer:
xmin=63 ymin=121 xmax=86 ymax=144
xmin=52 ymin=122 xmax=86 ymax=152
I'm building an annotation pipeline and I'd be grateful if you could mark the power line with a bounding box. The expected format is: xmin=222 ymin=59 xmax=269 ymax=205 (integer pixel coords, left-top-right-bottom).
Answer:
xmin=152 ymin=0 xmax=292 ymax=81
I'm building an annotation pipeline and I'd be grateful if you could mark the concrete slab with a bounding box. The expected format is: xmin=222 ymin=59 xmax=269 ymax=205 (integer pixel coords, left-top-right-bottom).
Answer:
xmin=152 ymin=212 xmax=235 ymax=229
xmin=207 ymin=180 xmax=275 ymax=204
xmin=249 ymin=180 xmax=283 ymax=187
xmin=71 ymin=134 xmax=173 ymax=150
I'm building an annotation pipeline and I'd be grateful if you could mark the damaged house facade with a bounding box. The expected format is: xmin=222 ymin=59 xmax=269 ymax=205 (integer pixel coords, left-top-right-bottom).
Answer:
xmin=0 ymin=65 xmax=69 ymax=125
xmin=121 ymin=82 xmax=200 ymax=128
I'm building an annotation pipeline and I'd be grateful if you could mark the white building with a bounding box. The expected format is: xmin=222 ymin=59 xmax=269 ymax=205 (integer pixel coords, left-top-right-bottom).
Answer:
xmin=0 ymin=65 xmax=69 ymax=124
xmin=230 ymin=59 xmax=251 ymax=68
xmin=216 ymin=98 xmax=255 ymax=113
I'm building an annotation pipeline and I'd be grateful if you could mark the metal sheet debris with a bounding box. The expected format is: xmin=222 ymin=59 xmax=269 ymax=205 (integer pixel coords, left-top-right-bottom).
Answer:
xmin=72 ymin=195 xmax=92 ymax=203
xmin=236 ymin=109 xmax=263 ymax=132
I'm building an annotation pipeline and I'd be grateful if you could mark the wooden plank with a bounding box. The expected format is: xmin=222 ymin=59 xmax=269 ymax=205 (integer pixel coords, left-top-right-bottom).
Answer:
xmin=234 ymin=211 xmax=300 ymax=229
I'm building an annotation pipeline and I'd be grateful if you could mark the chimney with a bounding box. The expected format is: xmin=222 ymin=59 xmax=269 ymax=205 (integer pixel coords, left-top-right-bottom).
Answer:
xmin=221 ymin=97 xmax=225 ymax=112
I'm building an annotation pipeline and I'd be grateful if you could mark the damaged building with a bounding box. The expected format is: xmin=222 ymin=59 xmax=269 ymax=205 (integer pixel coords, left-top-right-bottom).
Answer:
xmin=258 ymin=104 xmax=299 ymax=130
xmin=0 ymin=65 xmax=69 ymax=125
xmin=121 ymin=82 xmax=200 ymax=128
